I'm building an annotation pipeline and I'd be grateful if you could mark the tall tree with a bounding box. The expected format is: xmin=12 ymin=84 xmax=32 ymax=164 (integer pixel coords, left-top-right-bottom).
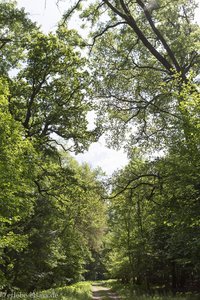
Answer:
xmin=64 ymin=0 xmax=200 ymax=151
xmin=0 ymin=78 xmax=36 ymax=290
xmin=9 ymin=155 xmax=106 ymax=292
xmin=107 ymin=147 xmax=200 ymax=291
xmin=0 ymin=1 xmax=105 ymax=293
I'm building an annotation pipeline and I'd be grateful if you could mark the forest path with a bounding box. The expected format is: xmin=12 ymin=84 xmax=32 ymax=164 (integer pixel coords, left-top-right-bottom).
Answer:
xmin=91 ymin=284 xmax=121 ymax=299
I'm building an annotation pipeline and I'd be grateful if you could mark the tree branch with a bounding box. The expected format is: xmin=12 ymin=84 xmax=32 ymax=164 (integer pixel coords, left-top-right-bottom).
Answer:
xmin=0 ymin=38 xmax=11 ymax=49
xmin=136 ymin=0 xmax=182 ymax=73
xmin=61 ymin=0 xmax=83 ymax=21
xmin=103 ymin=0 xmax=174 ymax=72
xmin=90 ymin=21 xmax=127 ymax=51
xmin=106 ymin=173 xmax=160 ymax=199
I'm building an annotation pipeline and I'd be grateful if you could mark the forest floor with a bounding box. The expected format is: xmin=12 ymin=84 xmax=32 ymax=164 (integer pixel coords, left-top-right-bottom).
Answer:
xmin=91 ymin=284 xmax=121 ymax=300
xmin=96 ymin=280 xmax=200 ymax=300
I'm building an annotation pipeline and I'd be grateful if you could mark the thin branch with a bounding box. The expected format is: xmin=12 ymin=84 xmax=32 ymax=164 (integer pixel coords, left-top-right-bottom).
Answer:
xmin=62 ymin=0 xmax=83 ymax=22
xmin=23 ymin=71 xmax=48 ymax=130
xmin=49 ymin=138 xmax=74 ymax=152
xmin=106 ymin=173 xmax=160 ymax=199
xmin=90 ymin=21 xmax=127 ymax=51
xmin=184 ymin=51 xmax=199 ymax=74
xmin=34 ymin=180 xmax=67 ymax=203
xmin=139 ymin=93 xmax=182 ymax=120
xmin=131 ymin=59 xmax=170 ymax=74
xmin=0 ymin=38 xmax=11 ymax=49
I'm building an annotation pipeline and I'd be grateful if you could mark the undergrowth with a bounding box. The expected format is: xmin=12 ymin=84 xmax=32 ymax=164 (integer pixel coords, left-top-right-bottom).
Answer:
xmin=100 ymin=280 xmax=200 ymax=300
xmin=0 ymin=282 xmax=92 ymax=300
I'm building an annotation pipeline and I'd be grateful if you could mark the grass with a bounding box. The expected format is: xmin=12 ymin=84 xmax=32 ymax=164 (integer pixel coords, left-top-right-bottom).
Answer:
xmin=1 ymin=280 xmax=199 ymax=300
xmin=47 ymin=282 xmax=92 ymax=300
xmin=99 ymin=280 xmax=200 ymax=300
xmin=0 ymin=282 xmax=92 ymax=300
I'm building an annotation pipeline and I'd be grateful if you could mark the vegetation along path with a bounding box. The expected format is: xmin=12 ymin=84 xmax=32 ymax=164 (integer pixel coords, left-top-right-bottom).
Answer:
xmin=92 ymin=284 xmax=120 ymax=300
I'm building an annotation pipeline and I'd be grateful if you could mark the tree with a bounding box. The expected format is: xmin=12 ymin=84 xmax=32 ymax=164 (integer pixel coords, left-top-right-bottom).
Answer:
xmin=0 ymin=1 xmax=106 ymax=293
xmin=0 ymin=77 xmax=36 ymax=290
xmin=106 ymin=153 xmax=159 ymax=286
xmin=63 ymin=0 xmax=200 ymax=152
xmin=61 ymin=1 xmax=200 ymax=292
xmin=106 ymin=145 xmax=200 ymax=291
xmin=9 ymin=155 xmax=106 ymax=292
xmin=0 ymin=1 xmax=37 ymax=74
xmin=9 ymin=25 xmax=97 ymax=152
xmin=1 ymin=1 xmax=100 ymax=154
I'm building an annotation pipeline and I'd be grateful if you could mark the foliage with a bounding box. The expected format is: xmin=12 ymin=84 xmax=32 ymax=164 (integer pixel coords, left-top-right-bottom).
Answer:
xmin=9 ymin=26 xmax=96 ymax=152
xmin=0 ymin=0 xmax=200 ymax=296
xmin=62 ymin=1 xmax=200 ymax=293
xmin=0 ymin=282 xmax=92 ymax=300
xmin=0 ymin=77 xmax=36 ymax=289
xmin=65 ymin=0 xmax=200 ymax=152
xmin=104 ymin=280 xmax=200 ymax=300
xmin=1 ymin=152 xmax=106 ymax=292
xmin=105 ymin=145 xmax=200 ymax=291
xmin=0 ymin=1 xmax=106 ymax=293
xmin=0 ymin=0 xmax=37 ymax=74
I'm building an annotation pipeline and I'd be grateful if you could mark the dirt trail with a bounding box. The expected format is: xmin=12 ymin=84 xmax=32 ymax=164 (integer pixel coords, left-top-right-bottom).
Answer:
xmin=91 ymin=285 xmax=121 ymax=300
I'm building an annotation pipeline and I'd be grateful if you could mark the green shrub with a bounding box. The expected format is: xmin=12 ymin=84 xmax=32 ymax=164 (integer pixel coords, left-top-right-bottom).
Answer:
xmin=0 ymin=282 xmax=92 ymax=300
xmin=101 ymin=280 xmax=200 ymax=300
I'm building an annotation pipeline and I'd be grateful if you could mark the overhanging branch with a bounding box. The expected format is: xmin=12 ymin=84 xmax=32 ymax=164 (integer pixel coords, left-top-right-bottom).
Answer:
xmin=136 ymin=0 xmax=181 ymax=73
xmin=103 ymin=0 xmax=174 ymax=73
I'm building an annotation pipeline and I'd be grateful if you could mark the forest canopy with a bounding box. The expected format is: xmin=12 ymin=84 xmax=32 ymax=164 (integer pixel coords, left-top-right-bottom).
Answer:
xmin=0 ymin=0 xmax=199 ymax=295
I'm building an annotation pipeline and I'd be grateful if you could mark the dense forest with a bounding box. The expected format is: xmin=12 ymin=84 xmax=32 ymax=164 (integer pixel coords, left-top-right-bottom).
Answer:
xmin=0 ymin=0 xmax=200 ymax=298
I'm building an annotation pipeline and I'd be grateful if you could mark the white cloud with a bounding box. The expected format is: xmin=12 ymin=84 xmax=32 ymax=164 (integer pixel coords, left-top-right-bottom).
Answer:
xmin=74 ymin=139 xmax=128 ymax=176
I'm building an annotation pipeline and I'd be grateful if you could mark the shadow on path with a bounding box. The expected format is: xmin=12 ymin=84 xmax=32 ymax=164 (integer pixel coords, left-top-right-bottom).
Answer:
xmin=92 ymin=285 xmax=120 ymax=300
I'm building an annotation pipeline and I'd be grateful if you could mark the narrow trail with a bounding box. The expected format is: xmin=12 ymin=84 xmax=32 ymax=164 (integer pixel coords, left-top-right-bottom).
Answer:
xmin=91 ymin=284 xmax=121 ymax=300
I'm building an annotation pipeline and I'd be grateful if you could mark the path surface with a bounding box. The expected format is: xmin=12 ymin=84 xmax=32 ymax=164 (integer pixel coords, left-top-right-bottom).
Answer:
xmin=91 ymin=285 xmax=121 ymax=300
